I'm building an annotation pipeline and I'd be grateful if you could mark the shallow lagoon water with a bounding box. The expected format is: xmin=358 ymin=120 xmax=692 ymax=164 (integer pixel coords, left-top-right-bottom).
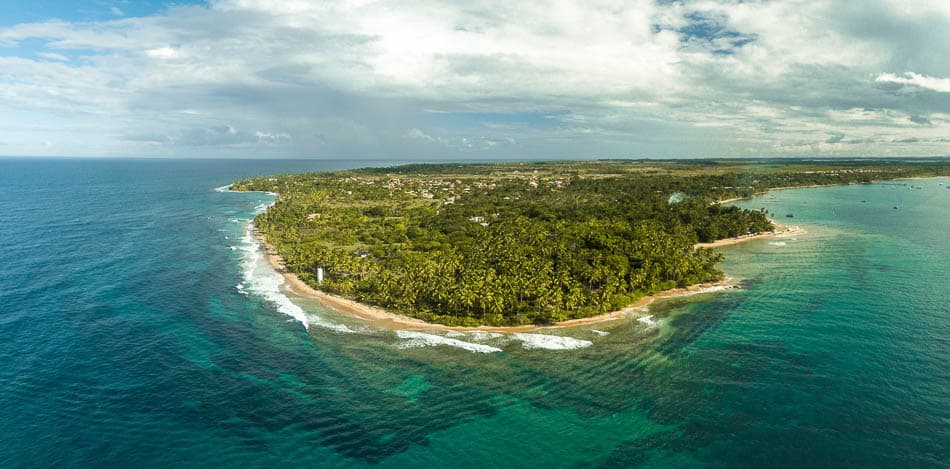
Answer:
xmin=1 ymin=159 xmax=946 ymax=467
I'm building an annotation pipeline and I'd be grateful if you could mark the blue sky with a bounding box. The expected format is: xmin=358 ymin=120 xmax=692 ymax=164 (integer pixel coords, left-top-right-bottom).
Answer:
xmin=0 ymin=1 xmax=206 ymax=26
xmin=0 ymin=0 xmax=948 ymax=158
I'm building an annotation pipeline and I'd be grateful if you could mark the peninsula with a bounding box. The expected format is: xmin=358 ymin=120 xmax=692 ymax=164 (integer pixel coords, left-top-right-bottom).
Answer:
xmin=232 ymin=159 xmax=947 ymax=327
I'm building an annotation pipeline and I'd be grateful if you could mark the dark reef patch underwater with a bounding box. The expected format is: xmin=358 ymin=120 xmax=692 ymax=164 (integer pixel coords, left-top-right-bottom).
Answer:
xmin=1 ymin=158 xmax=947 ymax=467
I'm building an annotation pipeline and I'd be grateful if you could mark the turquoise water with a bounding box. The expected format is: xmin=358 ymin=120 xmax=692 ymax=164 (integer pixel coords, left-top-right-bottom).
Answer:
xmin=0 ymin=159 xmax=947 ymax=467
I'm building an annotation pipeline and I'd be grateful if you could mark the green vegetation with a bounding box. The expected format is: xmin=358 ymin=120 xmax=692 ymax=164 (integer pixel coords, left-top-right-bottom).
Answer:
xmin=233 ymin=159 xmax=948 ymax=326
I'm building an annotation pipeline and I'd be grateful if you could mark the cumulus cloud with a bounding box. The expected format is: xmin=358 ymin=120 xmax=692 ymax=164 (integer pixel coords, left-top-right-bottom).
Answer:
xmin=0 ymin=0 xmax=947 ymax=157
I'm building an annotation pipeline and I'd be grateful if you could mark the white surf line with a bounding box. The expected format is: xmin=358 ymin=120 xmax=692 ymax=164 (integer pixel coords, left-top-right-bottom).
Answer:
xmin=396 ymin=330 xmax=502 ymax=354
xmin=396 ymin=329 xmax=605 ymax=353
xmin=469 ymin=331 xmax=505 ymax=341
xmin=511 ymin=333 xmax=592 ymax=350
xmin=678 ymin=284 xmax=737 ymax=297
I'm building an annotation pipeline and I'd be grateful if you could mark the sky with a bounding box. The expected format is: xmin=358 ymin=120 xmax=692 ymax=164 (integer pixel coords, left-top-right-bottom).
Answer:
xmin=0 ymin=0 xmax=948 ymax=159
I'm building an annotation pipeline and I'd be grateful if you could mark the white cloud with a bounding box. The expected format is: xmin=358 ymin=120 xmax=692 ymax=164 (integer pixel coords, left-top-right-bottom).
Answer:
xmin=0 ymin=0 xmax=947 ymax=157
xmin=36 ymin=52 xmax=69 ymax=61
xmin=875 ymin=72 xmax=950 ymax=93
xmin=407 ymin=128 xmax=438 ymax=142
xmin=123 ymin=125 xmax=292 ymax=147
xmin=145 ymin=46 xmax=178 ymax=59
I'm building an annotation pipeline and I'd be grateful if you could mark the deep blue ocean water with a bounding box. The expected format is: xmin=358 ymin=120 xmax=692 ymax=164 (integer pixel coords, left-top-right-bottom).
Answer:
xmin=0 ymin=158 xmax=947 ymax=467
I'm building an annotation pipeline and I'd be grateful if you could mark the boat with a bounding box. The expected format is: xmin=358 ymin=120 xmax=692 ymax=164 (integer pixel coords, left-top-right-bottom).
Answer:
xmin=785 ymin=213 xmax=794 ymax=218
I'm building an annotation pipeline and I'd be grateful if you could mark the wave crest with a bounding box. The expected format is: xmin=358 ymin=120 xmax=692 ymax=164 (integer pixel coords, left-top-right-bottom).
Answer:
xmin=511 ymin=333 xmax=592 ymax=350
xmin=395 ymin=330 xmax=502 ymax=353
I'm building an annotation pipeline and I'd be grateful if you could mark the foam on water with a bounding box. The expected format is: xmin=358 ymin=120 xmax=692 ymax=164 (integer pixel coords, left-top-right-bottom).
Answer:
xmin=677 ymin=284 xmax=735 ymax=298
xmin=637 ymin=315 xmax=659 ymax=328
xmin=238 ymin=222 xmax=355 ymax=334
xmin=395 ymin=330 xmax=502 ymax=354
xmin=511 ymin=333 xmax=592 ymax=350
xmin=469 ymin=331 xmax=505 ymax=341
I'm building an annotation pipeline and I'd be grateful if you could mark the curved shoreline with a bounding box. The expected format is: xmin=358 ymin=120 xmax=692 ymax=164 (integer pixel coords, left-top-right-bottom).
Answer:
xmin=254 ymin=226 xmax=782 ymax=333
xmin=233 ymin=176 xmax=950 ymax=332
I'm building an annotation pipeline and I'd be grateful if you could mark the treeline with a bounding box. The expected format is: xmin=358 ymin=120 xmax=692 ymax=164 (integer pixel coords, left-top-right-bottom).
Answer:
xmin=232 ymin=159 xmax=948 ymax=326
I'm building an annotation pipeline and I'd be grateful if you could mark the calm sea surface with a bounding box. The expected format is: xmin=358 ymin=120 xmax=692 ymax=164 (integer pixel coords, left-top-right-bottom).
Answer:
xmin=0 ymin=158 xmax=947 ymax=467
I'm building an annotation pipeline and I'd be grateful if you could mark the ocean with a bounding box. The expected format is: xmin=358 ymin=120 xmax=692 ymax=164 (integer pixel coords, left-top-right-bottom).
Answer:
xmin=0 ymin=158 xmax=947 ymax=467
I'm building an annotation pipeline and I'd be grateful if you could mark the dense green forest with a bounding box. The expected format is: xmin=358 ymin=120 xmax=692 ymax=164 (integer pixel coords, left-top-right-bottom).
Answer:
xmin=232 ymin=159 xmax=949 ymax=326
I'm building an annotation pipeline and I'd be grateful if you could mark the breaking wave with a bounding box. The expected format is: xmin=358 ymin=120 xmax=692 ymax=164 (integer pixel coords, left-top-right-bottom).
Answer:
xmin=511 ymin=333 xmax=592 ymax=350
xmin=680 ymin=284 xmax=735 ymax=297
xmin=395 ymin=330 xmax=502 ymax=354
xmin=637 ymin=315 xmax=659 ymax=328
xmin=469 ymin=331 xmax=505 ymax=341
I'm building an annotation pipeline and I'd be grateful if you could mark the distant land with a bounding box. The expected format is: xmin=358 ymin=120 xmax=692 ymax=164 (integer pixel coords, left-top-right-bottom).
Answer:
xmin=232 ymin=159 xmax=949 ymax=327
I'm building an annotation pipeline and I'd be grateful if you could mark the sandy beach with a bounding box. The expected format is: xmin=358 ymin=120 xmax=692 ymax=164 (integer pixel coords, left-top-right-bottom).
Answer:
xmin=694 ymin=222 xmax=805 ymax=249
xmin=254 ymin=223 xmax=782 ymax=333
